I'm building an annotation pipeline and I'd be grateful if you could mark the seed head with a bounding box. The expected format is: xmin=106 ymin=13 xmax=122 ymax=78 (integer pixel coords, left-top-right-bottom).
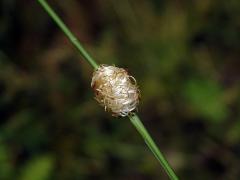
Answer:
xmin=91 ymin=65 xmax=140 ymax=117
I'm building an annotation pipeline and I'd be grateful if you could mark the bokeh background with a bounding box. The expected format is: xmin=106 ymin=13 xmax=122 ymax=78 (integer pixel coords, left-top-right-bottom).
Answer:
xmin=1 ymin=0 xmax=240 ymax=179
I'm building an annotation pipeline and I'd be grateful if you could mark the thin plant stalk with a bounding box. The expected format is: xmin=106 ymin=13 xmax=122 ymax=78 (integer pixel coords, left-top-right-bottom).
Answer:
xmin=37 ymin=0 xmax=98 ymax=69
xmin=129 ymin=113 xmax=178 ymax=180
xmin=37 ymin=0 xmax=179 ymax=179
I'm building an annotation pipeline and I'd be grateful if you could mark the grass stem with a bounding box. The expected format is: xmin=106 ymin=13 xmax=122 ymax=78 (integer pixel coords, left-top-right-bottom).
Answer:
xmin=37 ymin=1 xmax=179 ymax=179
xmin=37 ymin=0 xmax=99 ymax=69
xmin=129 ymin=113 xmax=178 ymax=180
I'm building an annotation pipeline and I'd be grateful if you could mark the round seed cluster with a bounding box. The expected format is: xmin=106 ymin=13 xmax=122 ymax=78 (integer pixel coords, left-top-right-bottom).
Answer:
xmin=91 ymin=65 xmax=140 ymax=117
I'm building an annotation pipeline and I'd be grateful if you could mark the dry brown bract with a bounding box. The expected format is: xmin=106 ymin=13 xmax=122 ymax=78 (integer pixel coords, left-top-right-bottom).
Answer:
xmin=91 ymin=65 xmax=140 ymax=117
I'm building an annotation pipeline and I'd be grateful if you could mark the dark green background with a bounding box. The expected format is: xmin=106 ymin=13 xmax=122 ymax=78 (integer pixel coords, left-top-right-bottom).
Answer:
xmin=0 ymin=0 xmax=240 ymax=179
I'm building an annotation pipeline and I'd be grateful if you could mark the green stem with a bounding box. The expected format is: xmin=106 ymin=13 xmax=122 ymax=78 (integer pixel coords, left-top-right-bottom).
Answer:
xmin=37 ymin=0 xmax=99 ymax=69
xmin=37 ymin=0 xmax=179 ymax=179
xmin=129 ymin=113 xmax=178 ymax=180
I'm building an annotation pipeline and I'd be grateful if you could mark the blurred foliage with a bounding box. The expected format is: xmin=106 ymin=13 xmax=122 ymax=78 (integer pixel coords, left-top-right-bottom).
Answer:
xmin=20 ymin=155 xmax=54 ymax=180
xmin=0 ymin=0 xmax=240 ymax=179
xmin=183 ymin=78 xmax=227 ymax=122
